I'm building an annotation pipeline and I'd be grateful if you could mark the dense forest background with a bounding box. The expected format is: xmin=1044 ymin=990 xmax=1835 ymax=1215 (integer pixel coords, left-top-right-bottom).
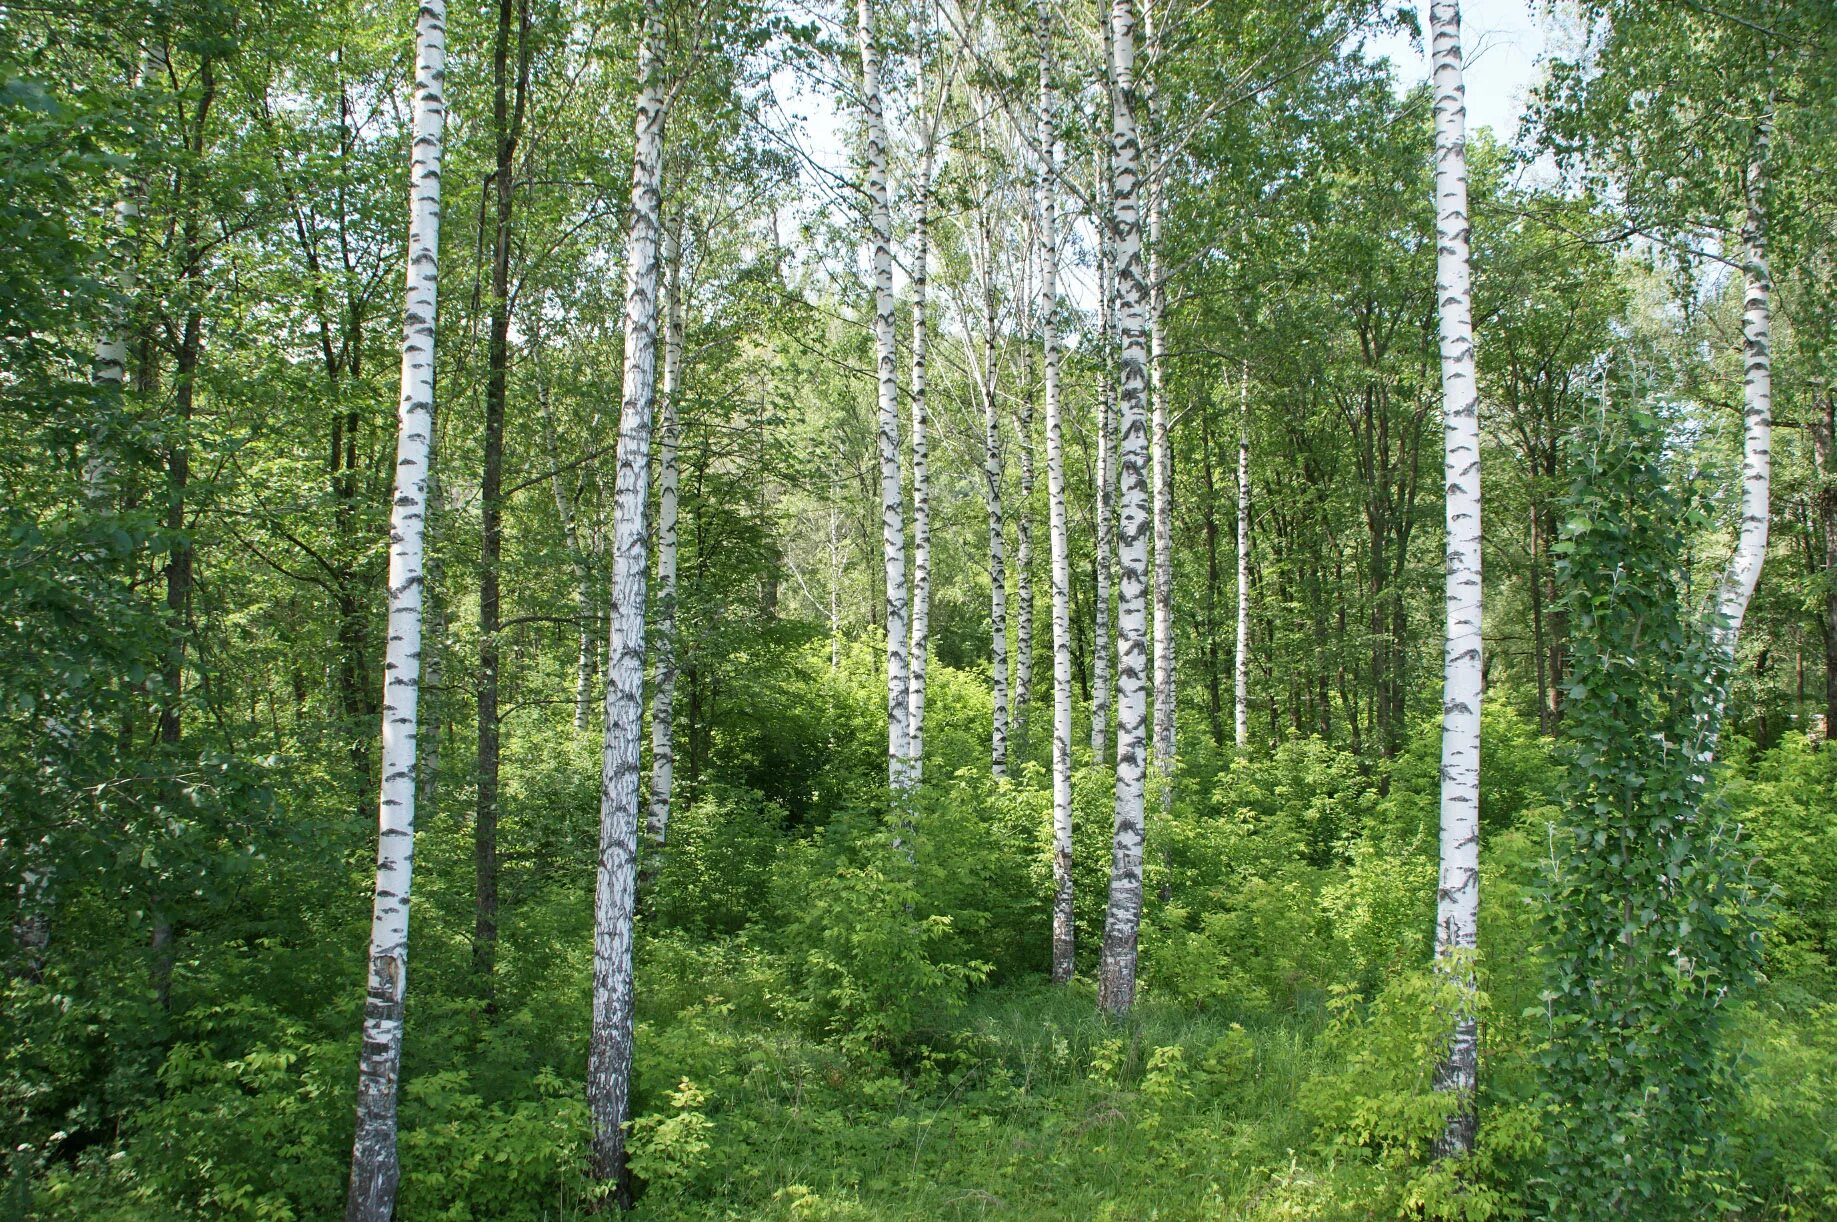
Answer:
xmin=3 ymin=0 xmax=1836 ymax=1216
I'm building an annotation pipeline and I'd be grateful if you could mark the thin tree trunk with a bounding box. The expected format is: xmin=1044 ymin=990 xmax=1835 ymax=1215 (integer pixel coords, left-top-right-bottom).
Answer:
xmin=1429 ymin=0 xmax=1481 ymax=1160
xmin=1091 ymin=136 xmax=1117 ymax=763
xmin=346 ymin=4 xmax=445 ymax=1213
xmin=857 ymin=0 xmax=912 ymax=791
xmin=474 ymin=0 xmax=529 ymax=997
xmin=1234 ymin=364 xmax=1251 ymax=750
xmin=1713 ymin=99 xmax=1774 ymax=667
xmin=1144 ymin=1 xmax=1174 ymax=813
xmin=540 ymin=383 xmax=596 ymax=731
xmin=909 ymin=144 xmax=934 ymax=781
xmin=1039 ymin=2 xmax=1074 ymax=983
xmin=586 ymin=9 xmax=667 ymax=1201
xmin=1812 ymin=396 xmax=1836 ymax=741
xmin=1098 ymin=0 xmax=1151 ymax=1018
xmin=646 ymin=220 xmax=685 ymax=868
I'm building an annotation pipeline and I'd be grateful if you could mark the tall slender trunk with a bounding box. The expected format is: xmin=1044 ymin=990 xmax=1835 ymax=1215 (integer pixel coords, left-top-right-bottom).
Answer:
xmin=1098 ymin=0 xmax=1151 ymax=1017
xmin=540 ymin=383 xmax=596 ymax=730
xmin=1429 ymin=0 xmax=1481 ymax=1159
xmin=909 ymin=153 xmax=933 ymax=781
xmin=586 ymin=9 xmax=667 ymax=1200
xmin=856 ymin=0 xmax=911 ymax=791
xmin=1039 ymin=2 xmax=1074 ymax=983
xmin=1016 ymin=388 xmax=1036 ymax=736
xmin=1144 ymin=1 xmax=1173 ymax=812
xmin=1091 ymin=135 xmax=1117 ymax=763
xmin=474 ymin=0 xmax=529 ymax=996
xmin=646 ymin=221 xmax=685 ymax=866
xmin=1234 ymin=365 xmax=1251 ymax=750
xmin=1811 ymin=396 xmax=1835 ymax=741
xmin=977 ymin=225 xmax=1009 ymax=779
xmin=1713 ymin=99 xmax=1774 ymax=670
xmin=346 ymin=4 xmax=445 ymax=1213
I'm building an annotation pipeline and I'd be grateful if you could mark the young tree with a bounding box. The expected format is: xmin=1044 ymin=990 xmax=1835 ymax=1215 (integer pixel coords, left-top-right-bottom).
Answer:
xmin=1038 ymin=0 xmax=1074 ymax=983
xmin=1098 ymin=0 xmax=1152 ymax=1017
xmin=856 ymin=0 xmax=912 ymax=791
xmin=1235 ymin=365 xmax=1250 ymax=750
xmin=586 ymin=5 xmax=668 ymax=1200
xmin=1429 ymin=0 xmax=1482 ymax=1158
xmin=647 ymin=220 xmax=686 ymax=862
xmin=346 ymin=0 xmax=446 ymax=1213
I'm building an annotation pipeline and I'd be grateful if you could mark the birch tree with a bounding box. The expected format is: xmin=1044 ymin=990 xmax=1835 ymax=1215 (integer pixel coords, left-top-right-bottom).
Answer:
xmin=587 ymin=6 xmax=668 ymax=1198
xmin=1091 ymin=135 xmax=1117 ymax=764
xmin=1038 ymin=0 xmax=1074 ymax=983
xmin=1429 ymin=0 xmax=1481 ymax=1159
xmin=1098 ymin=0 xmax=1152 ymax=1017
xmin=1143 ymin=1 xmax=1174 ymax=812
xmin=647 ymin=220 xmax=686 ymax=861
xmin=856 ymin=0 xmax=912 ymax=791
xmin=971 ymin=203 xmax=1010 ymax=779
xmin=1234 ymin=365 xmax=1251 ymax=750
xmin=346 ymin=0 xmax=445 ymax=1212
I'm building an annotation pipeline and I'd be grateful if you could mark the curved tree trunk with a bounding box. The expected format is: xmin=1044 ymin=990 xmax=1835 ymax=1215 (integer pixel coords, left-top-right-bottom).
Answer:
xmin=1098 ymin=0 xmax=1151 ymax=1018
xmin=1429 ymin=0 xmax=1482 ymax=1160
xmin=586 ymin=9 xmax=668 ymax=1200
xmin=346 ymin=3 xmax=445 ymax=1213
xmin=857 ymin=0 xmax=912 ymax=792
xmin=646 ymin=220 xmax=685 ymax=868
xmin=1039 ymin=1 xmax=1074 ymax=983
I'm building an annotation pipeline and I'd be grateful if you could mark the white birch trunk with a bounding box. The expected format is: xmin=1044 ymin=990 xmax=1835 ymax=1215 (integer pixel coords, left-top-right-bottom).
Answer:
xmin=1091 ymin=137 xmax=1118 ymax=764
xmin=646 ymin=222 xmax=685 ymax=859
xmin=1234 ymin=364 xmax=1251 ymax=751
xmin=1429 ymin=0 xmax=1481 ymax=1159
xmin=587 ymin=10 xmax=667 ymax=1196
xmin=346 ymin=4 xmax=444 ymax=1215
xmin=909 ymin=154 xmax=933 ymax=782
xmin=1016 ymin=389 xmax=1036 ymax=734
xmin=857 ymin=0 xmax=912 ymax=791
xmin=978 ymin=246 xmax=1010 ymax=779
xmin=1040 ymin=2 xmax=1074 ymax=983
xmin=1098 ymin=0 xmax=1151 ymax=1017
xmin=1714 ymin=102 xmax=1773 ymax=664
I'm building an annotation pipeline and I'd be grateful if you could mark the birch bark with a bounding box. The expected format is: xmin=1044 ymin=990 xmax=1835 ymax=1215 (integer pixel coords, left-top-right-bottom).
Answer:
xmin=1098 ymin=0 xmax=1152 ymax=1017
xmin=856 ymin=0 xmax=913 ymax=790
xmin=976 ymin=217 xmax=1010 ymax=779
xmin=647 ymin=221 xmax=685 ymax=861
xmin=1713 ymin=101 xmax=1773 ymax=665
xmin=1429 ymin=0 xmax=1481 ymax=1159
xmin=909 ymin=145 xmax=934 ymax=781
xmin=346 ymin=3 xmax=444 ymax=1214
xmin=1039 ymin=0 xmax=1074 ymax=983
xmin=587 ymin=8 xmax=667 ymax=1198
xmin=1091 ymin=134 xmax=1118 ymax=763
xmin=1234 ymin=365 xmax=1251 ymax=750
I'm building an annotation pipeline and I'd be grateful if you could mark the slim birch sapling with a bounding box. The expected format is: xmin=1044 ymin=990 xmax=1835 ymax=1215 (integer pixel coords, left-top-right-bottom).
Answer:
xmin=587 ymin=5 xmax=668 ymax=1199
xmin=346 ymin=1 xmax=445 ymax=1213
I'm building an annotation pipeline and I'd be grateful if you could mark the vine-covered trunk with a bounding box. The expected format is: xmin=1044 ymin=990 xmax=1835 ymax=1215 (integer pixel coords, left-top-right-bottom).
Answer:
xmin=1098 ymin=0 xmax=1151 ymax=1017
xmin=1235 ymin=367 xmax=1251 ymax=750
xmin=857 ymin=0 xmax=912 ymax=791
xmin=1429 ymin=0 xmax=1481 ymax=1159
xmin=346 ymin=4 xmax=444 ymax=1214
xmin=646 ymin=222 xmax=685 ymax=867
xmin=587 ymin=11 xmax=667 ymax=1199
xmin=1039 ymin=1 xmax=1073 ymax=983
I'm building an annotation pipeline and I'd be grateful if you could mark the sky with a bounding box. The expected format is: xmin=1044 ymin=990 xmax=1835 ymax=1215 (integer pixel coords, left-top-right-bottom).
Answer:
xmin=1364 ymin=0 xmax=1552 ymax=143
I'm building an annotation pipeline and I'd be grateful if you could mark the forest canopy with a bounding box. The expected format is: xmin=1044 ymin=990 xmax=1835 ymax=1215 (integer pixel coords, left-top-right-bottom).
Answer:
xmin=2 ymin=0 xmax=1835 ymax=1217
